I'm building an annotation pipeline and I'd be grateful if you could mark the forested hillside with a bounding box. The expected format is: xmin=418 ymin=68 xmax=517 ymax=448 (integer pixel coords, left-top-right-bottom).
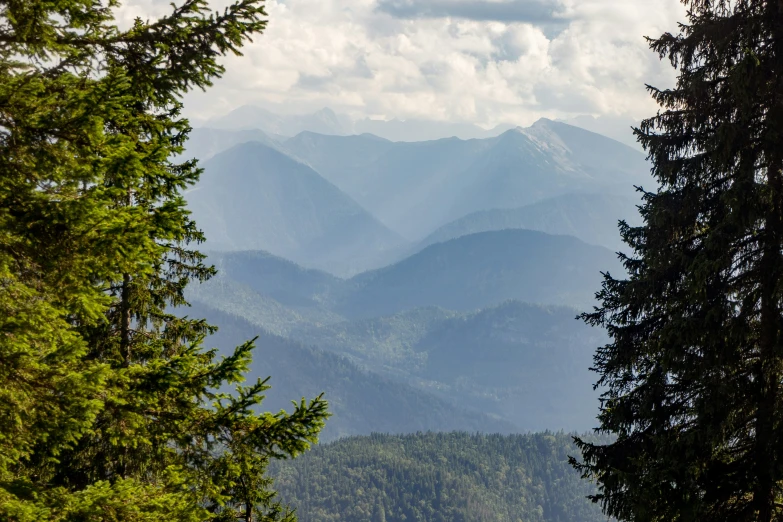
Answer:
xmin=189 ymin=281 xmax=603 ymax=430
xmin=289 ymin=301 xmax=604 ymax=430
xmin=191 ymin=303 xmax=517 ymax=440
xmin=342 ymin=229 xmax=621 ymax=317
xmin=187 ymin=243 xmax=609 ymax=430
xmin=268 ymin=432 xmax=605 ymax=522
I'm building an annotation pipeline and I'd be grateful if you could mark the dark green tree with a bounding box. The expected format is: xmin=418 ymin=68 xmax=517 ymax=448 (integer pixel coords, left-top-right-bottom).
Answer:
xmin=572 ymin=1 xmax=783 ymax=521
xmin=373 ymin=499 xmax=387 ymax=522
xmin=0 ymin=1 xmax=327 ymax=520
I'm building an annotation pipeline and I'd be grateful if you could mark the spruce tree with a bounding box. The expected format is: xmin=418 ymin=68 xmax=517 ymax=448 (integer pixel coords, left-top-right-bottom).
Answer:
xmin=0 ymin=1 xmax=328 ymax=520
xmin=572 ymin=1 xmax=783 ymax=521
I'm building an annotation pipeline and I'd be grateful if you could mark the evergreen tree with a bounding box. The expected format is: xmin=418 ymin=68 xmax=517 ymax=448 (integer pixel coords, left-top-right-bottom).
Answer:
xmin=572 ymin=1 xmax=783 ymax=521
xmin=0 ymin=1 xmax=328 ymax=520
xmin=373 ymin=499 xmax=387 ymax=522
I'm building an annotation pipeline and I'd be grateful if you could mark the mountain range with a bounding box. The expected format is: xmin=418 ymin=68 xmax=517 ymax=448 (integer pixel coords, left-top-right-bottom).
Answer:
xmin=200 ymin=228 xmax=621 ymax=319
xmin=186 ymin=230 xmax=612 ymax=431
xmin=178 ymin=105 xmax=644 ymax=437
xmin=414 ymin=192 xmax=641 ymax=255
xmin=205 ymin=106 xmax=351 ymax=137
xmin=200 ymin=105 xmax=642 ymax=147
xmin=192 ymin=302 xmax=516 ymax=441
xmin=202 ymin=105 xmax=513 ymax=142
xmin=183 ymin=116 xmax=649 ymax=278
xmin=284 ymin=118 xmax=651 ymax=239
xmin=186 ymin=141 xmax=405 ymax=275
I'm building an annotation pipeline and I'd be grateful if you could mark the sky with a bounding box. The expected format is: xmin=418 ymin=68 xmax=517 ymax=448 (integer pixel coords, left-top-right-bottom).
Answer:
xmin=118 ymin=0 xmax=687 ymax=128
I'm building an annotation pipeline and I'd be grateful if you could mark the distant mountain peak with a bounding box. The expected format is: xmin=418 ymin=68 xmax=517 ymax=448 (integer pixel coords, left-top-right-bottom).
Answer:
xmin=315 ymin=106 xmax=337 ymax=116
xmin=530 ymin=117 xmax=555 ymax=127
xmin=313 ymin=107 xmax=340 ymax=122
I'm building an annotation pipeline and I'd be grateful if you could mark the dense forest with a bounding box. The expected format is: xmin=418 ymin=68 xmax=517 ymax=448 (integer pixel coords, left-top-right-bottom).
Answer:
xmin=268 ymin=432 xmax=607 ymax=522
xmin=190 ymin=303 xmax=517 ymax=440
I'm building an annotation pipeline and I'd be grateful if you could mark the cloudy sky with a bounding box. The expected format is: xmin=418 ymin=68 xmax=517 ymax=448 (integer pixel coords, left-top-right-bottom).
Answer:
xmin=120 ymin=0 xmax=686 ymax=128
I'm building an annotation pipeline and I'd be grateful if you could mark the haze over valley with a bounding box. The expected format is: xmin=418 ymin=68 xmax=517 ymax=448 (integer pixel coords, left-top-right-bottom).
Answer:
xmin=184 ymin=105 xmax=649 ymax=440
xmin=174 ymin=101 xmax=654 ymax=519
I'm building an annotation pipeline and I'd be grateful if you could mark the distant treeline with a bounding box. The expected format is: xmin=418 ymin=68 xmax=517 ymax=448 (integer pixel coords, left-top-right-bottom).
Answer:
xmin=268 ymin=431 xmax=608 ymax=522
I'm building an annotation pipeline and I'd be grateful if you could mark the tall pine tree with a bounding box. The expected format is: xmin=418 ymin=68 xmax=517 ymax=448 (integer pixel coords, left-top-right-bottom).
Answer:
xmin=0 ymin=1 xmax=328 ymax=520
xmin=572 ymin=1 xmax=783 ymax=521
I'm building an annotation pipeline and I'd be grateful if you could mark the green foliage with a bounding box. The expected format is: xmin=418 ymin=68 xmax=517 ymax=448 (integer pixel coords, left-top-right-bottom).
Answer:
xmin=268 ymin=432 xmax=607 ymax=522
xmin=573 ymin=1 xmax=783 ymax=521
xmin=0 ymin=1 xmax=327 ymax=520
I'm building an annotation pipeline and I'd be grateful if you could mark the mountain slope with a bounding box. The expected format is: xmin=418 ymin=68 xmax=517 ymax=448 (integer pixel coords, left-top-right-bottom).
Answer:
xmin=207 ymin=250 xmax=341 ymax=308
xmin=284 ymin=119 xmax=651 ymax=239
xmin=291 ymin=306 xmax=460 ymax=373
xmin=341 ymin=229 xmax=622 ymax=318
xmin=291 ymin=300 xmax=603 ymax=431
xmin=187 ymin=274 xmax=343 ymax=338
xmin=415 ymin=192 xmax=641 ymax=254
xmin=287 ymin=134 xmax=494 ymax=238
xmin=186 ymin=142 xmax=406 ymax=275
xmin=446 ymin=119 xmax=652 ymax=221
xmin=182 ymin=127 xmax=285 ymax=161
xmin=269 ymin=432 xmax=606 ymax=522
xmin=283 ymin=131 xmax=395 ymax=190
xmin=192 ymin=303 xmax=517 ymax=440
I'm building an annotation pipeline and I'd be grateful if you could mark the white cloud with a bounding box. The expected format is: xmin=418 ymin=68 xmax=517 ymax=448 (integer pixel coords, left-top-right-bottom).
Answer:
xmin=119 ymin=0 xmax=686 ymax=127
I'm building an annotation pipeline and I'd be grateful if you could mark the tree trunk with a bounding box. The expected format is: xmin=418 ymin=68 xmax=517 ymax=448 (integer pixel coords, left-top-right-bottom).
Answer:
xmin=120 ymin=272 xmax=131 ymax=367
xmin=754 ymin=158 xmax=783 ymax=522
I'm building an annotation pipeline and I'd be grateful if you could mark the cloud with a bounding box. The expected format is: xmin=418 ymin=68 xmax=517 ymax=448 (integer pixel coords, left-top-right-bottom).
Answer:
xmin=376 ymin=0 xmax=568 ymax=24
xmin=119 ymin=0 xmax=686 ymax=128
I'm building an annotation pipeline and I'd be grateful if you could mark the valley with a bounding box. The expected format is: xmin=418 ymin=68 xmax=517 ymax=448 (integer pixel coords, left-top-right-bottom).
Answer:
xmin=182 ymin=107 xmax=649 ymax=519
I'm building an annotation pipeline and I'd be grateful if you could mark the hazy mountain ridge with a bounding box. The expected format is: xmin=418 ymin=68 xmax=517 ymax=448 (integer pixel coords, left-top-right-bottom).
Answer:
xmin=202 ymin=105 xmax=512 ymax=142
xmin=195 ymin=229 xmax=620 ymax=319
xmin=445 ymin=120 xmax=650 ymax=225
xmin=205 ymin=250 xmax=341 ymax=308
xmin=341 ymin=228 xmax=621 ymax=318
xmin=415 ymin=192 xmax=641 ymax=254
xmin=186 ymin=141 xmax=407 ymax=275
xmin=185 ymin=115 xmax=648 ymax=277
xmin=187 ymin=232 xmax=611 ymax=430
xmin=288 ymin=300 xmax=603 ymax=430
xmin=205 ymin=106 xmax=350 ymax=136
xmin=192 ymin=303 xmax=517 ymax=441
xmin=286 ymin=118 xmax=651 ymax=239
xmin=200 ymin=105 xmax=639 ymax=147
